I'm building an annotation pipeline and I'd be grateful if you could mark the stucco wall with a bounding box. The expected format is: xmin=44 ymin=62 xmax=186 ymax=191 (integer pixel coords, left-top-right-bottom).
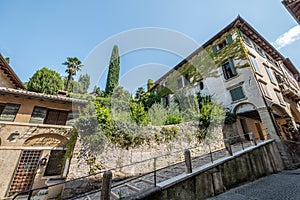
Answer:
xmin=0 ymin=70 xmax=15 ymax=88
xmin=0 ymin=94 xmax=75 ymax=123
xmin=0 ymin=150 xmax=21 ymax=198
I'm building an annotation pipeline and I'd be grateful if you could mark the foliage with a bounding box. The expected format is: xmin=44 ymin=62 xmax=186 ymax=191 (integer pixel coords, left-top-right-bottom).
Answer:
xmin=174 ymin=92 xmax=200 ymax=122
xmin=108 ymin=121 xmax=147 ymax=148
xmin=95 ymin=99 xmax=112 ymax=125
xmin=105 ymin=45 xmax=120 ymax=96
xmin=27 ymin=67 xmax=64 ymax=95
xmin=134 ymin=87 xmax=145 ymax=100
xmin=111 ymin=86 xmax=131 ymax=122
xmin=92 ymin=86 xmax=104 ymax=96
xmin=4 ymin=57 xmax=10 ymax=64
xmin=62 ymin=57 xmax=83 ymax=91
xmin=71 ymin=74 xmax=90 ymax=94
xmin=160 ymin=126 xmax=179 ymax=142
xmin=148 ymin=103 xmax=167 ymax=126
xmin=165 ymin=100 xmax=183 ymax=125
xmin=224 ymin=109 xmax=237 ymax=125
xmin=140 ymin=92 xmax=161 ymax=111
xmin=147 ymin=79 xmax=155 ymax=91
xmin=196 ymin=94 xmax=225 ymax=141
xmin=130 ymin=101 xmax=150 ymax=125
xmin=62 ymin=128 xmax=78 ymax=170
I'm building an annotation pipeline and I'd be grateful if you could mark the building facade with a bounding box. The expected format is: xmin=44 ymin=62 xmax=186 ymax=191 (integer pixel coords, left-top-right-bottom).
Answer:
xmin=0 ymin=54 xmax=87 ymax=199
xmin=152 ymin=16 xmax=300 ymax=143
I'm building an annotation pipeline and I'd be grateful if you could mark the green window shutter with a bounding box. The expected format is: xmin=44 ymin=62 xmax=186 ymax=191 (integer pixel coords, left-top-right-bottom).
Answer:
xmin=226 ymin=34 xmax=233 ymax=45
xmin=228 ymin=58 xmax=237 ymax=75
xmin=212 ymin=45 xmax=218 ymax=54
xmin=30 ymin=106 xmax=47 ymax=124
xmin=0 ymin=104 xmax=20 ymax=122
xmin=66 ymin=111 xmax=79 ymax=126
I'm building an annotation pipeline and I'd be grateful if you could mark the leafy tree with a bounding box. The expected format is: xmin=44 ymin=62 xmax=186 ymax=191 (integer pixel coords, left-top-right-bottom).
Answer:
xmin=148 ymin=103 xmax=167 ymax=126
xmin=105 ymin=45 xmax=120 ymax=96
xmin=196 ymin=94 xmax=225 ymax=140
xmin=134 ymin=87 xmax=145 ymax=100
xmin=147 ymin=79 xmax=155 ymax=91
xmin=78 ymin=74 xmax=90 ymax=93
xmin=130 ymin=101 xmax=149 ymax=125
xmin=62 ymin=57 xmax=83 ymax=91
xmin=27 ymin=67 xmax=63 ymax=95
xmin=140 ymin=92 xmax=160 ymax=111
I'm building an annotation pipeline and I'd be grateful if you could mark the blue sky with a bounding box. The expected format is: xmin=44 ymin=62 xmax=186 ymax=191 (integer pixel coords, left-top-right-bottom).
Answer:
xmin=1 ymin=0 xmax=299 ymax=93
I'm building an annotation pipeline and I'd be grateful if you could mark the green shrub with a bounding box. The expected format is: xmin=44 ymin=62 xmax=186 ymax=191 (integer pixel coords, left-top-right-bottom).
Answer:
xmin=165 ymin=113 xmax=183 ymax=125
xmin=160 ymin=126 xmax=179 ymax=142
xmin=148 ymin=103 xmax=167 ymax=126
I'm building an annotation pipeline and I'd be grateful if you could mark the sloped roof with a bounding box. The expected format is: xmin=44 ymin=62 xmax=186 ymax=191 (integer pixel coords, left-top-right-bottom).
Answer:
xmin=282 ymin=0 xmax=300 ymax=24
xmin=0 ymin=87 xmax=88 ymax=105
xmin=0 ymin=54 xmax=25 ymax=89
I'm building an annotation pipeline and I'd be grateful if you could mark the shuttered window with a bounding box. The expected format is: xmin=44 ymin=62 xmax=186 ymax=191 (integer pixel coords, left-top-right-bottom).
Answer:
xmin=0 ymin=103 xmax=20 ymax=122
xmin=222 ymin=58 xmax=237 ymax=80
xmin=44 ymin=109 xmax=69 ymax=125
xmin=229 ymin=86 xmax=245 ymax=102
xmin=265 ymin=66 xmax=276 ymax=83
xmin=249 ymin=55 xmax=261 ymax=73
xmin=212 ymin=34 xmax=233 ymax=53
xmin=44 ymin=150 xmax=66 ymax=176
xmin=30 ymin=106 xmax=48 ymax=124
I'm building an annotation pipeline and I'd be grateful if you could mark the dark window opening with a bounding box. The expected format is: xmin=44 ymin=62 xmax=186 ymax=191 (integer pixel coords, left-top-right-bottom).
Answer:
xmin=222 ymin=58 xmax=237 ymax=80
xmin=44 ymin=150 xmax=66 ymax=176
xmin=0 ymin=103 xmax=20 ymax=122
xmin=229 ymin=86 xmax=245 ymax=101
xmin=184 ymin=75 xmax=190 ymax=86
xmin=199 ymin=81 xmax=204 ymax=90
xmin=212 ymin=34 xmax=233 ymax=53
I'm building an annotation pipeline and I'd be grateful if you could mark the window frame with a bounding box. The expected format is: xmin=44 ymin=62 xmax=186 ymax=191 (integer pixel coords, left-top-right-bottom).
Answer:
xmin=265 ymin=66 xmax=276 ymax=84
xmin=222 ymin=58 xmax=237 ymax=80
xmin=229 ymin=86 xmax=246 ymax=102
xmin=249 ymin=54 xmax=261 ymax=74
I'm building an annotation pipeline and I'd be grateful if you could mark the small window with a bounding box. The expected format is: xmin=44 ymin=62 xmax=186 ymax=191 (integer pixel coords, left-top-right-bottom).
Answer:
xmin=229 ymin=86 xmax=245 ymax=102
xmin=265 ymin=66 xmax=276 ymax=83
xmin=183 ymin=75 xmax=190 ymax=87
xmin=261 ymin=83 xmax=271 ymax=98
xmin=177 ymin=77 xmax=183 ymax=89
xmin=212 ymin=34 xmax=233 ymax=53
xmin=199 ymin=81 xmax=204 ymax=90
xmin=30 ymin=106 xmax=47 ymax=124
xmin=44 ymin=150 xmax=66 ymax=176
xmin=242 ymin=34 xmax=253 ymax=47
xmin=253 ymin=44 xmax=265 ymax=57
xmin=249 ymin=55 xmax=261 ymax=73
xmin=222 ymin=58 xmax=237 ymax=80
xmin=0 ymin=103 xmax=20 ymax=122
xmin=276 ymin=91 xmax=285 ymax=105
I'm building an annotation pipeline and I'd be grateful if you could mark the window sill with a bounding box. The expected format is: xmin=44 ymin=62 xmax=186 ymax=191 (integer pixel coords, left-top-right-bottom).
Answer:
xmin=231 ymin=97 xmax=248 ymax=104
xmin=224 ymin=75 xmax=240 ymax=82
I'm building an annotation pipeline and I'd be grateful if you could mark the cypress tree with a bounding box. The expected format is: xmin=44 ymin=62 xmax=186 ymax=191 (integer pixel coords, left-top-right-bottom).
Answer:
xmin=105 ymin=45 xmax=120 ymax=96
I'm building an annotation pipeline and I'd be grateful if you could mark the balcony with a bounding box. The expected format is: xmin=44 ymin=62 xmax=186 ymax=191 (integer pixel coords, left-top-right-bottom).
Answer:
xmin=279 ymin=82 xmax=300 ymax=102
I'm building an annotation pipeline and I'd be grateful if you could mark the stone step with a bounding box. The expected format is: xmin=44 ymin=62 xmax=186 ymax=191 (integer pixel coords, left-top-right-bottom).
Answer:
xmin=125 ymin=183 xmax=141 ymax=192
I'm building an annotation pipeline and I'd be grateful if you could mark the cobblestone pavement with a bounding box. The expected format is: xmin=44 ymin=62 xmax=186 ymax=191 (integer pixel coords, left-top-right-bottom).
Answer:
xmin=74 ymin=142 xmax=254 ymax=200
xmin=208 ymin=168 xmax=300 ymax=200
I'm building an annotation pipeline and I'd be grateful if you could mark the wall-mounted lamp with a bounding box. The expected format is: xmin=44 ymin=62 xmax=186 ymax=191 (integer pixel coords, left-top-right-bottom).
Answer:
xmin=39 ymin=157 xmax=47 ymax=166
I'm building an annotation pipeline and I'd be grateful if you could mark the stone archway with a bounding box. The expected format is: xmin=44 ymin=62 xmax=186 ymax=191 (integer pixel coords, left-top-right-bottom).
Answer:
xmin=233 ymin=103 xmax=266 ymax=141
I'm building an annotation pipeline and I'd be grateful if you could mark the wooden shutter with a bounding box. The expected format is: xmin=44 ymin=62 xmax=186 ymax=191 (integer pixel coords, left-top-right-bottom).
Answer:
xmin=226 ymin=34 xmax=233 ymax=45
xmin=230 ymin=87 xmax=245 ymax=101
xmin=56 ymin=111 xmax=68 ymax=125
xmin=29 ymin=107 xmax=47 ymax=124
xmin=44 ymin=110 xmax=59 ymax=125
xmin=228 ymin=58 xmax=237 ymax=75
xmin=0 ymin=104 xmax=20 ymax=122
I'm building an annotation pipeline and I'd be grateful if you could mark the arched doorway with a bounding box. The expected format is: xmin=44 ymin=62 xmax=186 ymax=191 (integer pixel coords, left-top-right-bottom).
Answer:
xmin=234 ymin=103 xmax=267 ymax=141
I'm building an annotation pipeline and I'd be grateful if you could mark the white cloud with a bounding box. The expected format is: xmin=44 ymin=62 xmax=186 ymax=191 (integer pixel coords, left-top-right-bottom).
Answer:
xmin=273 ymin=26 xmax=300 ymax=49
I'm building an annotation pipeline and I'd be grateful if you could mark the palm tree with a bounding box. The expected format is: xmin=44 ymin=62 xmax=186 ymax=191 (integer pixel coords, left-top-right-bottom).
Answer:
xmin=62 ymin=57 xmax=83 ymax=91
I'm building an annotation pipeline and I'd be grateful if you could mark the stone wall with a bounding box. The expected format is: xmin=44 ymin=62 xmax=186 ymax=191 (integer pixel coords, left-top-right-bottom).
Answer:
xmin=64 ymin=122 xmax=225 ymax=198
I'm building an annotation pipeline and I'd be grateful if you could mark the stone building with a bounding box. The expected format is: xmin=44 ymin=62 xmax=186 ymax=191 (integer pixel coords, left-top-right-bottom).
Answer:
xmin=282 ymin=0 xmax=300 ymax=24
xmin=0 ymin=54 xmax=87 ymax=199
xmin=152 ymin=16 xmax=300 ymax=144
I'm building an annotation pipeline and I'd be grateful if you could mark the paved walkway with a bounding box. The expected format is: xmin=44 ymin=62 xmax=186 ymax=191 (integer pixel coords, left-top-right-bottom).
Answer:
xmin=208 ymin=168 xmax=300 ymax=200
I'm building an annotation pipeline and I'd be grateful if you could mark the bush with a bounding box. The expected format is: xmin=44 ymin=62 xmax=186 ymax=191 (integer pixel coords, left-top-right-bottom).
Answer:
xmin=165 ymin=113 xmax=183 ymax=125
xmin=160 ymin=126 xmax=179 ymax=142
xmin=148 ymin=103 xmax=167 ymax=126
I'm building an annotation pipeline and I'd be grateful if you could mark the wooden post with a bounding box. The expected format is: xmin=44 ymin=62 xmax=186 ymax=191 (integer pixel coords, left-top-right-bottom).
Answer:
xmin=101 ymin=171 xmax=112 ymax=200
xmin=184 ymin=149 xmax=192 ymax=173
xmin=224 ymin=139 xmax=233 ymax=156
